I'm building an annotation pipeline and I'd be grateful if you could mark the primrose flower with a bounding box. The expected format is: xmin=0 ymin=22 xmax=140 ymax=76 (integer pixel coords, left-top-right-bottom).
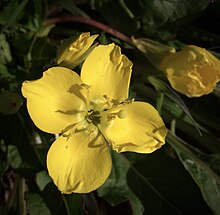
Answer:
xmin=22 ymin=43 xmax=167 ymax=194
xmin=160 ymin=45 xmax=220 ymax=97
xmin=57 ymin=32 xmax=98 ymax=68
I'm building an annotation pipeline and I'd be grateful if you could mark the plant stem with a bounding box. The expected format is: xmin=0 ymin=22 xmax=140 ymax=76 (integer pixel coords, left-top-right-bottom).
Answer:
xmin=44 ymin=16 xmax=132 ymax=45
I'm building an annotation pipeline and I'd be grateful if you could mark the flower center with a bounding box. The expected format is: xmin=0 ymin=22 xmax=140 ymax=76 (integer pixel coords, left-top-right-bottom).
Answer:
xmin=86 ymin=110 xmax=101 ymax=126
xmin=60 ymin=92 xmax=132 ymax=141
xmin=85 ymin=103 xmax=129 ymax=126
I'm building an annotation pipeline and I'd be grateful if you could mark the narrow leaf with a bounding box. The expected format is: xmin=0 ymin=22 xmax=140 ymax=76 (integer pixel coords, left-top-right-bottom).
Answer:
xmin=148 ymin=76 xmax=201 ymax=135
xmin=167 ymin=131 xmax=220 ymax=215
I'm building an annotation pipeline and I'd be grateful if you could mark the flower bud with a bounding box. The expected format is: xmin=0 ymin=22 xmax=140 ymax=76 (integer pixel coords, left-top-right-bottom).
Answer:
xmin=57 ymin=32 xmax=98 ymax=69
xmin=132 ymin=36 xmax=175 ymax=66
xmin=159 ymin=45 xmax=220 ymax=97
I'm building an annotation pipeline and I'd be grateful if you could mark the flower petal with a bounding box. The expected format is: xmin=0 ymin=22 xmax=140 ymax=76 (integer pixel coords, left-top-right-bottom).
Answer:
xmin=166 ymin=70 xmax=207 ymax=97
xmin=22 ymin=67 xmax=88 ymax=134
xmin=81 ymin=43 xmax=132 ymax=103
xmin=47 ymin=125 xmax=112 ymax=193
xmin=160 ymin=45 xmax=220 ymax=97
xmin=100 ymin=102 xmax=167 ymax=153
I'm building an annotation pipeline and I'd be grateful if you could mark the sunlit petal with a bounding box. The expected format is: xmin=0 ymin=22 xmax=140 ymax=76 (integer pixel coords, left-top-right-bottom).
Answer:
xmin=47 ymin=125 xmax=112 ymax=193
xmin=22 ymin=67 xmax=88 ymax=134
xmin=100 ymin=102 xmax=167 ymax=153
xmin=81 ymin=43 xmax=132 ymax=104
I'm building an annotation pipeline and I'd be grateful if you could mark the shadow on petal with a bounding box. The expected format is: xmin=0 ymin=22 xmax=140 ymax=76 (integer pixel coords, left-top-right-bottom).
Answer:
xmin=55 ymin=109 xmax=84 ymax=115
xmin=68 ymin=84 xmax=88 ymax=104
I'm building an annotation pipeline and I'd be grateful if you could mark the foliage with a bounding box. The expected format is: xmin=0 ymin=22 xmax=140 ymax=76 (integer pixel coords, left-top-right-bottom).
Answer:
xmin=1 ymin=0 xmax=220 ymax=214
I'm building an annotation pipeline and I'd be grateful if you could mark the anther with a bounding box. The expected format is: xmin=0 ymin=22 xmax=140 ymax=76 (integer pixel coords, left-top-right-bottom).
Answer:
xmin=122 ymin=98 xmax=134 ymax=105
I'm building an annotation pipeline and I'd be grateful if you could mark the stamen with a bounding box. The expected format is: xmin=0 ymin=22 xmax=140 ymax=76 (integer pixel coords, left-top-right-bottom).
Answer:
xmin=122 ymin=98 xmax=135 ymax=105
xmin=87 ymin=126 xmax=98 ymax=141
xmin=103 ymin=95 xmax=112 ymax=108
xmin=103 ymin=95 xmax=120 ymax=109
xmin=61 ymin=120 xmax=88 ymax=139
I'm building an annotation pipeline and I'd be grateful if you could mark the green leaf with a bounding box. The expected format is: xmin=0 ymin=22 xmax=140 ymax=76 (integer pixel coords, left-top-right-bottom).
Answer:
xmin=90 ymin=0 xmax=211 ymax=38
xmin=98 ymin=151 xmax=144 ymax=215
xmin=26 ymin=192 xmax=51 ymax=215
xmin=0 ymin=64 xmax=15 ymax=80
xmin=0 ymin=113 xmax=42 ymax=171
xmin=41 ymin=182 xmax=84 ymax=215
xmin=36 ymin=171 xmax=52 ymax=191
xmin=0 ymin=91 xmax=23 ymax=115
xmin=37 ymin=24 xmax=55 ymax=38
xmin=31 ymin=37 xmax=56 ymax=70
xmin=7 ymin=145 xmax=30 ymax=169
xmin=99 ymin=149 xmax=212 ymax=214
xmin=63 ymin=194 xmax=84 ymax=215
xmin=167 ymin=131 xmax=220 ymax=215
xmin=0 ymin=140 xmax=7 ymax=173
xmin=7 ymin=145 xmax=23 ymax=169
xmin=60 ymin=0 xmax=89 ymax=17
xmin=0 ymin=1 xmax=19 ymax=25
xmin=0 ymin=0 xmax=29 ymax=29
xmin=0 ymin=34 xmax=12 ymax=64
xmin=90 ymin=0 xmax=139 ymax=34
xmin=148 ymin=76 xmax=201 ymax=135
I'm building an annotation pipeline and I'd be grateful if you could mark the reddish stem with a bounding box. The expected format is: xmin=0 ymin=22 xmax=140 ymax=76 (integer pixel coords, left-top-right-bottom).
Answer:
xmin=44 ymin=16 xmax=132 ymax=45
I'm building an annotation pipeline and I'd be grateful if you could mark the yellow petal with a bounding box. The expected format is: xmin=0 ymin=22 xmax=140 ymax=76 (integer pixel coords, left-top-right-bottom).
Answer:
xmin=160 ymin=45 xmax=220 ymax=97
xmin=57 ymin=32 xmax=98 ymax=69
xmin=81 ymin=43 xmax=132 ymax=104
xmin=22 ymin=67 xmax=88 ymax=134
xmin=100 ymin=102 xmax=167 ymax=153
xmin=166 ymin=69 xmax=206 ymax=97
xmin=47 ymin=125 xmax=112 ymax=193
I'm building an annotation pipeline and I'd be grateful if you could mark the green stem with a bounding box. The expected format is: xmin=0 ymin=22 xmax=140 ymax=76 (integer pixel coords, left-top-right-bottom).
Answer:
xmin=62 ymin=195 xmax=71 ymax=215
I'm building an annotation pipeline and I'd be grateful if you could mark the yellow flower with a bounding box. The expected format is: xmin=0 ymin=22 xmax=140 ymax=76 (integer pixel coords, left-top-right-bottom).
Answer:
xmin=56 ymin=32 xmax=98 ymax=68
xmin=22 ymin=43 xmax=167 ymax=194
xmin=160 ymin=45 xmax=220 ymax=97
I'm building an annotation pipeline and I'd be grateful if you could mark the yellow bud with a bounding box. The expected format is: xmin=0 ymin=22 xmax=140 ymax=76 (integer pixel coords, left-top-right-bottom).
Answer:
xmin=132 ymin=36 xmax=175 ymax=66
xmin=159 ymin=45 xmax=220 ymax=97
xmin=57 ymin=32 xmax=98 ymax=69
